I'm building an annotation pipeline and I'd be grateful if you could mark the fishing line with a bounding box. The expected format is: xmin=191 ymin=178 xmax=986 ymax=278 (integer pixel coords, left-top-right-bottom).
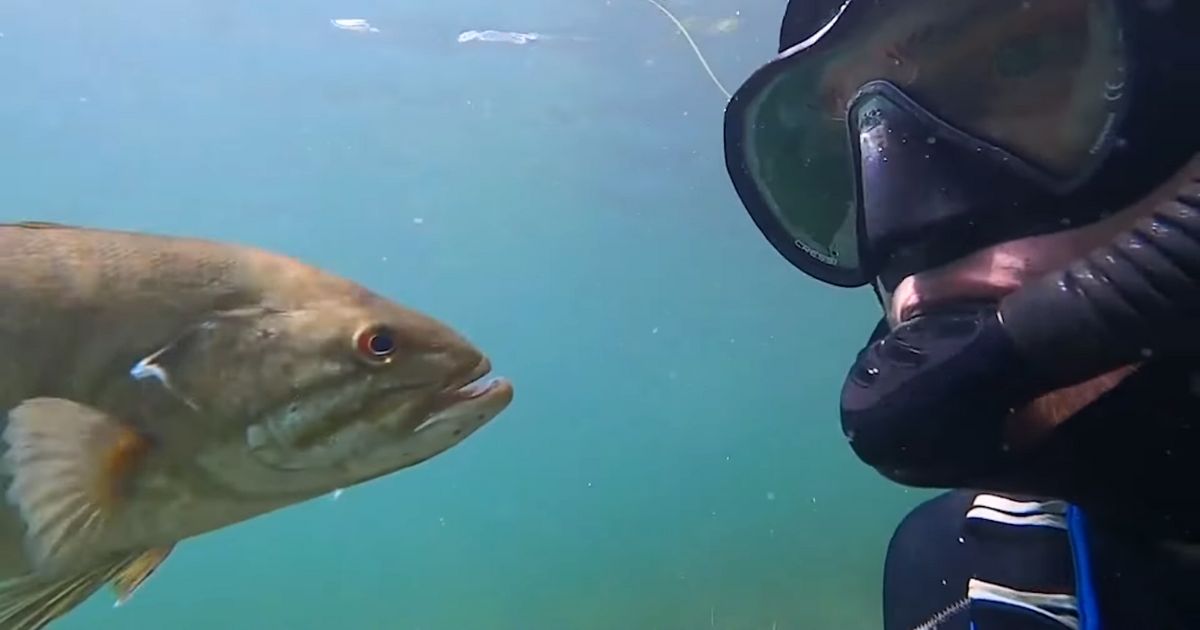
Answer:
xmin=639 ymin=0 xmax=733 ymax=101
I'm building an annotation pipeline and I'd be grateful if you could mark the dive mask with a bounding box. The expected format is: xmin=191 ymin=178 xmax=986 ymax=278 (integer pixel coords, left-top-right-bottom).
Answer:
xmin=723 ymin=0 xmax=1140 ymax=291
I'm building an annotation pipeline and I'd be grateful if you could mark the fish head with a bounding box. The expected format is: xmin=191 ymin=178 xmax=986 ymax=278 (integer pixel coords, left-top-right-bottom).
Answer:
xmin=136 ymin=287 xmax=513 ymax=492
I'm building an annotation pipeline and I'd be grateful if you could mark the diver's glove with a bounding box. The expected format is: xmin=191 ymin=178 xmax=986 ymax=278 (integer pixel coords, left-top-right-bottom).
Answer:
xmin=840 ymin=306 xmax=1051 ymax=486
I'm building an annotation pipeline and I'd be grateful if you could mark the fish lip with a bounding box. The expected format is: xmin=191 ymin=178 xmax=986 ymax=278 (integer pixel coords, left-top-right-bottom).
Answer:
xmin=422 ymin=355 xmax=512 ymax=417
xmin=452 ymin=376 xmax=513 ymax=402
xmin=448 ymin=356 xmax=496 ymax=399
xmin=413 ymin=358 xmax=512 ymax=433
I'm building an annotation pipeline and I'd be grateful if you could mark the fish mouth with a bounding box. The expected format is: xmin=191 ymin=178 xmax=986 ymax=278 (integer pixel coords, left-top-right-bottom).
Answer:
xmin=427 ymin=356 xmax=514 ymax=420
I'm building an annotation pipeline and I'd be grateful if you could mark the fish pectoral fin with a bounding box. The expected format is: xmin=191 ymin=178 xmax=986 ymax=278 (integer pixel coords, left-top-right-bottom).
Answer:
xmin=109 ymin=545 xmax=174 ymax=606
xmin=0 ymin=553 xmax=143 ymax=630
xmin=1 ymin=398 xmax=154 ymax=572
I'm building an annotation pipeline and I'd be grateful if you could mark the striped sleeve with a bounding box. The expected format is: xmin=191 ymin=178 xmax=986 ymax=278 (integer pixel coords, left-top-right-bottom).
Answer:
xmin=962 ymin=493 xmax=1089 ymax=630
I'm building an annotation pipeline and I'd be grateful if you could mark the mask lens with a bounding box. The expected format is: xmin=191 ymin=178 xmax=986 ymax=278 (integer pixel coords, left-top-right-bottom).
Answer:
xmin=725 ymin=0 xmax=1127 ymax=285
xmin=744 ymin=64 xmax=861 ymax=275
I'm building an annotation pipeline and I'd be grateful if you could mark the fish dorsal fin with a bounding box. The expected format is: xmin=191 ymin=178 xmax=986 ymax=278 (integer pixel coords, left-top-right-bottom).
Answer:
xmin=109 ymin=545 xmax=174 ymax=606
xmin=0 ymin=551 xmax=155 ymax=630
xmin=2 ymin=398 xmax=154 ymax=573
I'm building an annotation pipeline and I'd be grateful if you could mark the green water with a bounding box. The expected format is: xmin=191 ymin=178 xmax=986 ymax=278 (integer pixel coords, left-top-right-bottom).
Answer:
xmin=0 ymin=0 xmax=930 ymax=627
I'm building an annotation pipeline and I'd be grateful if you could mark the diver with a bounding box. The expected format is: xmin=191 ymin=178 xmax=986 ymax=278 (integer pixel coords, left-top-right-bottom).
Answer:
xmin=721 ymin=0 xmax=1199 ymax=628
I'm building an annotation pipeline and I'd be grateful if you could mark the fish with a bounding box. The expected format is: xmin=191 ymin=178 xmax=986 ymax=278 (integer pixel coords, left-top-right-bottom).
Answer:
xmin=0 ymin=221 xmax=514 ymax=628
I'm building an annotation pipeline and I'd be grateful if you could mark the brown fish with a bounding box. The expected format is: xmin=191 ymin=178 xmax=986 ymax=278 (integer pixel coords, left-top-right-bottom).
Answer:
xmin=0 ymin=221 xmax=514 ymax=628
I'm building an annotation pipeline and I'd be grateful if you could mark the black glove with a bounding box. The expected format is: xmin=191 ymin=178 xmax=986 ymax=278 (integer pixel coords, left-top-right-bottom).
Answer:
xmin=840 ymin=305 xmax=1052 ymax=487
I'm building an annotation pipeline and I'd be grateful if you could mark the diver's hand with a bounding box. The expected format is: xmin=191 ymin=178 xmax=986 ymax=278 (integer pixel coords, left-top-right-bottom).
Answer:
xmin=884 ymin=213 xmax=1147 ymax=452
xmin=889 ymin=157 xmax=1200 ymax=326
xmin=889 ymin=227 xmax=1115 ymax=326
xmin=889 ymin=250 xmax=1023 ymax=325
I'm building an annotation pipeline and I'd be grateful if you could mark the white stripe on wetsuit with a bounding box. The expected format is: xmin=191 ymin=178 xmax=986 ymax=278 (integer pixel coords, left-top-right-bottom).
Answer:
xmin=964 ymin=493 xmax=1081 ymax=629
xmin=966 ymin=494 xmax=1069 ymax=530
xmin=968 ymin=579 xmax=1080 ymax=630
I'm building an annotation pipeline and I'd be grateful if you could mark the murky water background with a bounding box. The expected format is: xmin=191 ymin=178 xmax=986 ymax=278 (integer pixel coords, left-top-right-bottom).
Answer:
xmin=0 ymin=0 xmax=928 ymax=627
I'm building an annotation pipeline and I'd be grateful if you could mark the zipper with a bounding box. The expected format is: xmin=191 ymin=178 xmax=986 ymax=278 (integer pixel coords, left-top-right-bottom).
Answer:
xmin=912 ymin=597 xmax=970 ymax=630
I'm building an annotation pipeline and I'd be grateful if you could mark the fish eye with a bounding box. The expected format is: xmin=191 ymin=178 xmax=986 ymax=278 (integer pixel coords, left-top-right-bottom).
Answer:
xmin=354 ymin=325 xmax=397 ymax=363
